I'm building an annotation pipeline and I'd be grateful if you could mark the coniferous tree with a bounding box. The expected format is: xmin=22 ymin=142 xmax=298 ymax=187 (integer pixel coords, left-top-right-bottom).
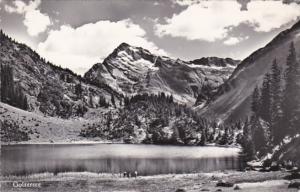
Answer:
xmin=124 ymin=96 xmax=130 ymax=106
xmin=0 ymin=64 xmax=28 ymax=110
xmin=251 ymin=86 xmax=261 ymax=116
xmin=75 ymin=82 xmax=83 ymax=98
xmin=199 ymin=129 xmax=207 ymax=146
xmin=250 ymin=115 xmax=267 ymax=155
xmin=89 ymin=94 xmax=93 ymax=108
xmin=168 ymin=95 xmax=174 ymax=103
xmin=1 ymin=64 xmax=14 ymax=103
xmin=248 ymin=85 xmax=268 ymax=156
xmin=119 ymin=98 xmax=123 ymax=106
xmin=281 ymin=42 xmax=300 ymax=136
xmin=269 ymin=59 xmax=283 ymax=144
xmin=259 ymin=73 xmax=272 ymax=123
xmin=111 ymin=94 xmax=116 ymax=107
xmin=218 ymin=128 xmax=229 ymax=145
xmin=241 ymin=118 xmax=255 ymax=161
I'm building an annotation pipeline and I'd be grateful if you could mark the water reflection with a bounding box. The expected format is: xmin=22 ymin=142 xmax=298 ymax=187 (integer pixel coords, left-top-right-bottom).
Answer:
xmin=1 ymin=144 xmax=242 ymax=176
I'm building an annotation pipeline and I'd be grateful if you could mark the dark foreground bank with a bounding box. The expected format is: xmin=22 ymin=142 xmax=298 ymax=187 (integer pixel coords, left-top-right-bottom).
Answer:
xmin=1 ymin=170 xmax=300 ymax=192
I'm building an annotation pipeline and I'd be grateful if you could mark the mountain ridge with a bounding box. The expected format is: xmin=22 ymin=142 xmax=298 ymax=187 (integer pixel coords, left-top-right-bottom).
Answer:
xmin=199 ymin=19 xmax=300 ymax=123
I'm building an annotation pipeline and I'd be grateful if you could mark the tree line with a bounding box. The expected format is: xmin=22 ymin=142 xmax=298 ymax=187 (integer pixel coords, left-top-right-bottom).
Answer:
xmin=80 ymin=92 xmax=238 ymax=145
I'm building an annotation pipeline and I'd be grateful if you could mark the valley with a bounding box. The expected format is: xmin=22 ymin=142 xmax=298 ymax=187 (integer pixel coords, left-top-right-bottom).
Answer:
xmin=0 ymin=8 xmax=300 ymax=192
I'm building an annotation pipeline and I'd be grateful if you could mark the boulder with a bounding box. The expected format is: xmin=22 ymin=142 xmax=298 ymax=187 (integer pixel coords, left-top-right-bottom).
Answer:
xmin=270 ymin=162 xmax=280 ymax=171
xmin=288 ymin=182 xmax=300 ymax=188
xmin=216 ymin=180 xmax=234 ymax=187
xmin=234 ymin=185 xmax=241 ymax=190
xmin=200 ymin=189 xmax=210 ymax=191
xmin=259 ymin=167 xmax=271 ymax=172
xmin=284 ymin=172 xmax=300 ymax=180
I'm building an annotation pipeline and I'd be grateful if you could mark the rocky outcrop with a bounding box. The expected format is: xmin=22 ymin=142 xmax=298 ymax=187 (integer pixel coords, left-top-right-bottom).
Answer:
xmin=190 ymin=57 xmax=240 ymax=67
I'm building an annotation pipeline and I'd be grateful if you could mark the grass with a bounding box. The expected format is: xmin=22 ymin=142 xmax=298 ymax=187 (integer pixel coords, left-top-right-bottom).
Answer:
xmin=1 ymin=171 xmax=298 ymax=192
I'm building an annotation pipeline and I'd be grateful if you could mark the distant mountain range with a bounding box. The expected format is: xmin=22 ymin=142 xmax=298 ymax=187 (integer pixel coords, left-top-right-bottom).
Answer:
xmin=0 ymin=30 xmax=239 ymax=118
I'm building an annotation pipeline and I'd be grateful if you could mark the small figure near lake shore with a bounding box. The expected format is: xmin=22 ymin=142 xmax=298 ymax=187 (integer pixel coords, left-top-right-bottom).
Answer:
xmin=122 ymin=171 xmax=138 ymax=178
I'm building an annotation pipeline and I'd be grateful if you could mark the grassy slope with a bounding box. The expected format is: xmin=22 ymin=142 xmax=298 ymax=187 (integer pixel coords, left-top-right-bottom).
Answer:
xmin=0 ymin=102 xmax=113 ymax=143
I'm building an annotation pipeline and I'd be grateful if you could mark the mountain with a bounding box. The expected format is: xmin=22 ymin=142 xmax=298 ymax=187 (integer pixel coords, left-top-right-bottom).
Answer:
xmin=84 ymin=43 xmax=239 ymax=104
xmin=190 ymin=57 xmax=240 ymax=67
xmin=0 ymin=30 xmax=119 ymax=118
xmin=0 ymin=29 xmax=239 ymax=143
xmin=199 ymin=20 xmax=300 ymax=123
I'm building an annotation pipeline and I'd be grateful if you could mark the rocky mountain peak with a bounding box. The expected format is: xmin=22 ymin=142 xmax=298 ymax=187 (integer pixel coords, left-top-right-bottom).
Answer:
xmin=190 ymin=57 xmax=240 ymax=67
xmin=105 ymin=42 xmax=156 ymax=65
xmin=85 ymin=41 xmax=239 ymax=104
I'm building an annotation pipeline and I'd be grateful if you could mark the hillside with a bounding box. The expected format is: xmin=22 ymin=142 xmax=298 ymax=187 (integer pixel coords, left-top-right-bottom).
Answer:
xmin=84 ymin=43 xmax=239 ymax=105
xmin=199 ymin=20 xmax=300 ymax=123
xmin=0 ymin=30 xmax=119 ymax=118
xmin=80 ymin=93 xmax=239 ymax=145
xmin=0 ymin=100 xmax=126 ymax=143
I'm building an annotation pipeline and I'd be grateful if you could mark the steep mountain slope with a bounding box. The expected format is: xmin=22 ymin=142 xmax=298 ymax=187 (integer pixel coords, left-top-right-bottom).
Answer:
xmin=85 ymin=43 xmax=239 ymax=104
xmin=199 ymin=20 xmax=300 ymax=123
xmin=0 ymin=30 xmax=119 ymax=118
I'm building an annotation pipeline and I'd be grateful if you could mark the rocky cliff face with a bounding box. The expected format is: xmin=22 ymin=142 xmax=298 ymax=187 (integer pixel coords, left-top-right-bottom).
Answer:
xmin=0 ymin=30 xmax=118 ymax=118
xmin=199 ymin=20 xmax=300 ymax=123
xmin=85 ymin=43 xmax=239 ymax=104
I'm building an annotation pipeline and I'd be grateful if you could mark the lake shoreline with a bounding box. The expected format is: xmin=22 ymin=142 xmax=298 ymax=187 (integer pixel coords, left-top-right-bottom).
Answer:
xmin=1 ymin=170 xmax=297 ymax=192
xmin=0 ymin=141 xmax=241 ymax=149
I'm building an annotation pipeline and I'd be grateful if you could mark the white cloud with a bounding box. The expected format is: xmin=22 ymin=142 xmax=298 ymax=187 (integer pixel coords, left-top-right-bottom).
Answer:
xmin=37 ymin=19 xmax=167 ymax=75
xmin=24 ymin=9 xmax=51 ymax=36
xmin=223 ymin=36 xmax=249 ymax=45
xmin=5 ymin=0 xmax=40 ymax=14
xmin=5 ymin=0 xmax=28 ymax=13
xmin=172 ymin=0 xmax=200 ymax=6
xmin=4 ymin=0 xmax=51 ymax=36
xmin=155 ymin=1 xmax=300 ymax=42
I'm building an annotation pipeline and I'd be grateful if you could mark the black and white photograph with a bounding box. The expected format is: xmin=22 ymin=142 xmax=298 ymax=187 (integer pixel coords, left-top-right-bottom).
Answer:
xmin=0 ymin=0 xmax=300 ymax=191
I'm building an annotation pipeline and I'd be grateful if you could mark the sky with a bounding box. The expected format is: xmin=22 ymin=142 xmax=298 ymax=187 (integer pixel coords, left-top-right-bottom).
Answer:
xmin=0 ymin=0 xmax=300 ymax=75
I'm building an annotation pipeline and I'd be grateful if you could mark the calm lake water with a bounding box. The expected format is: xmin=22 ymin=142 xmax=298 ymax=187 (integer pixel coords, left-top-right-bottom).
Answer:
xmin=1 ymin=144 xmax=242 ymax=176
